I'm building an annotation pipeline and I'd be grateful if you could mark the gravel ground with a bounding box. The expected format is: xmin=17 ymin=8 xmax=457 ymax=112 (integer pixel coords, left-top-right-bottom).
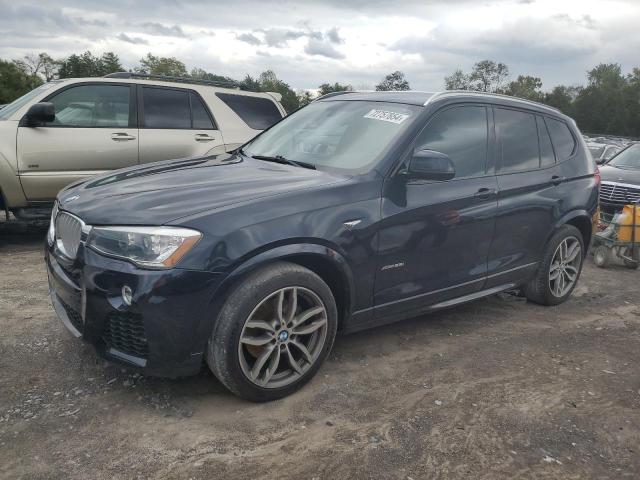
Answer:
xmin=1 ymin=220 xmax=639 ymax=479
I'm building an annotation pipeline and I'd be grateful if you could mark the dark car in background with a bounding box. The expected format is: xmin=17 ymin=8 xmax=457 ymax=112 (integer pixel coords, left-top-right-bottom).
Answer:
xmin=599 ymin=143 xmax=640 ymax=215
xmin=45 ymin=91 xmax=599 ymax=401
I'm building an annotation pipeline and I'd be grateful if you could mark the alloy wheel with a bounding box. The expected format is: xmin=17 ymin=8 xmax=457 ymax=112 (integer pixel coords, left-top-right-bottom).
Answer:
xmin=238 ymin=286 xmax=328 ymax=388
xmin=549 ymin=236 xmax=582 ymax=298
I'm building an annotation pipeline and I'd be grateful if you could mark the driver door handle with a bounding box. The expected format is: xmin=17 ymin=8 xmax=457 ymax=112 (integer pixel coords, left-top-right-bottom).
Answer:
xmin=111 ymin=132 xmax=136 ymax=141
xmin=551 ymin=175 xmax=566 ymax=186
xmin=474 ymin=187 xmax=497 ymax=200
xmin=195 ymin=133 xmax=216 ymax=142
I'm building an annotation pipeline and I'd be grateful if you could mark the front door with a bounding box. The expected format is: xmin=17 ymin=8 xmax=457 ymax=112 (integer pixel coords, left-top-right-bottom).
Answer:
xmin=374 ymin=104 xmax=498 ymax=320
xmin=138 ymin=86 xmax=225 ymax=164
xmin=17 ymin=83 xmax=138 ymax=201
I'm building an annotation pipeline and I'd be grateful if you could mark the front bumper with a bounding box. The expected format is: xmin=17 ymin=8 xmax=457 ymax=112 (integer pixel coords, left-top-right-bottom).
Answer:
xmin=45 ymin=241 xmax=225 ymax=377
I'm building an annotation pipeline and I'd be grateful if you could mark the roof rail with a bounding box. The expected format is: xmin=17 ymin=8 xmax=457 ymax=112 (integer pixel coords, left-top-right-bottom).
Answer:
xmin=426 ymin=90 xmax=561 ymax=113
xmin=103 ymin=72 xmax=242 ymax=90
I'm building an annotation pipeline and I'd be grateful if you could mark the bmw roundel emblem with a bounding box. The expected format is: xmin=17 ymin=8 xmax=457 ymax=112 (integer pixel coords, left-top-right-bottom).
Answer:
xmin=278 ymin=330 xmax=289 ymax=341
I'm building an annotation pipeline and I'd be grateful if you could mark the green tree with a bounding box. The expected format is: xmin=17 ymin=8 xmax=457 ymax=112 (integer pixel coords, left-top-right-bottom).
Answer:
xmin=137 ymin=53 xmax=187 ymax=77
xmin=239 ymin=74 xmax=262 ymax=92
xmin=375 ymin=71 xmax=410 ymax=91
xmin=543 ymin=85 xmax=580 ymax=116
xmin=58 ymin=51 xmax=123 ymax=78
xmin=13 ymin=52 xmax=59 ymax=81
xmin=317 ymin=82 xmax=352 ymax=96
xmin=0 ymin=59 xmax=43 ymax=103
xmin=573 ymin=63 xmax=627 ymax=135
xmin=257 ymin=70 xmax=299 ymax=113
xmin=296 ymin=90 xmax=314 ymax=107
xmin=504 ymin=75 xmax=544 ymax=101
xmin=444 ymin=69 xmax=471 ymax=90
xmin=469 ymin=60 xmax=509 ymax=92
xmin=190 ymin=68 xmax=239 ymax=87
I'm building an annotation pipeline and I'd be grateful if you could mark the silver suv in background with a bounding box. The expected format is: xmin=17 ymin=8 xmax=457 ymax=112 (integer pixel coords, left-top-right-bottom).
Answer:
xmin=0 ymin=73 xmax=286 ymax=220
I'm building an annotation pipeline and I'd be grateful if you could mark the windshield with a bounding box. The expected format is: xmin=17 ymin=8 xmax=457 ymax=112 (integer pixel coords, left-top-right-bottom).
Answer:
xmin=608 ymin=143 xmax=640 ymax=170
xmin=588 ymin=146 xmax=605 ymax=158
xmin=243 ymin=100 xmax=421 ymax=173
xmin=0 ymin=82 xmax=60 ymax=120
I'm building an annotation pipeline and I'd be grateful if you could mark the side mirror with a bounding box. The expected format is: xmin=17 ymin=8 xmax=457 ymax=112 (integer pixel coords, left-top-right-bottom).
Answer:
xmin=24 ymin=102 xmax=55 ymax=126
xmin=407 ymin=149 xmax=455 ymax=181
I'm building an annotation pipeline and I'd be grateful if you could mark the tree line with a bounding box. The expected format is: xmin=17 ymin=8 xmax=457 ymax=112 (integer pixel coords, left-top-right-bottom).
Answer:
xmin=1 ymin=51 xmax=638 ymax=137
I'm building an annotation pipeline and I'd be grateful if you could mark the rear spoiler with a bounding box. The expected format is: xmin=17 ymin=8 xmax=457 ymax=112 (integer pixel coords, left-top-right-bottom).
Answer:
xmin=265 ymin=92 xmax=282 ymax=102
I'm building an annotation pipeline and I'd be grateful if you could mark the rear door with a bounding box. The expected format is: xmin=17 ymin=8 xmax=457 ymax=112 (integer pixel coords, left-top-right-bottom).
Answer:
xmin=138 ymin=86 xmax=225 ymax=164
xmin=485 ymin=107 xmax=562 ymax=287
xmin=17 ymin=83 xmax=137 ymax=201
xmin=374 ymin=104 xmax=499 ymax=319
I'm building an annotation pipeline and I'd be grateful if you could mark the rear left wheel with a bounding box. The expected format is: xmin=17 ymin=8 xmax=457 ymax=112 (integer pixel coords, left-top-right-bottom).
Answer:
xmin=524 ymin=225 xmax=585 ymax=306
xmin=207 ymin=262 xmax=338 ymax=402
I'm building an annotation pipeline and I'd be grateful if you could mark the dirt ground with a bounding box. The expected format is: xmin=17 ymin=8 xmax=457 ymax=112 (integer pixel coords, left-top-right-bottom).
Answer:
xmin=1 ymin=220 xmax=639 ymax=480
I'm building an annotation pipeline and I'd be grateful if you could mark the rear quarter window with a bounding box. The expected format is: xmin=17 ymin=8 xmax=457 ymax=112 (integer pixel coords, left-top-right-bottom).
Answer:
xmin=545 ymin=117 xmax=576 ymax=160
xmin=216 ymin=93 xmax=282 ymax=130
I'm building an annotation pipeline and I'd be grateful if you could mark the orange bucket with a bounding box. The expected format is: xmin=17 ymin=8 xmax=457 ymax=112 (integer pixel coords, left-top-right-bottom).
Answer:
xmin=618 ymin=204 xmax=640 ymax=243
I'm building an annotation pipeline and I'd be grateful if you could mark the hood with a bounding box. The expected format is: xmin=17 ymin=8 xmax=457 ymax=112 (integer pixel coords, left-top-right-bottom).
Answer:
xmin=600 ymin=164 xmax=640 ymax=186
xmin=58 ymin=154 xmax=346 ymax=225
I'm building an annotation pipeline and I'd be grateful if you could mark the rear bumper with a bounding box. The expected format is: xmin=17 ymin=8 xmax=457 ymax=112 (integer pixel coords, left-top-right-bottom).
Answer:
xmin=45 ymin=242 xmax=225 ymax=377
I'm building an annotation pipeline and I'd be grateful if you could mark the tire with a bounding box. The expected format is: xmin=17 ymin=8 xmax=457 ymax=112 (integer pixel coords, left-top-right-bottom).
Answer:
xmin=524 ymin=225 xmax=585 ymax=306
xmin=593 ymin=245 xmax=611 ymax=268
xmin=207 ymin=261 xmax=338 ymax=402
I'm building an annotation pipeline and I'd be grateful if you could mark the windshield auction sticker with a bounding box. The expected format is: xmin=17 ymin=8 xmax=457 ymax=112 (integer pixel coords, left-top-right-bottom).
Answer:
xmin=363 ymin=109 xmax=410 ymax=124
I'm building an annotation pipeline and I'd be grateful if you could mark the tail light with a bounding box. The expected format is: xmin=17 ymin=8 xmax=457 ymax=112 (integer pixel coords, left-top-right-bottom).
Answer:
xmin=594 ymin=165 xmax=601 ymax=188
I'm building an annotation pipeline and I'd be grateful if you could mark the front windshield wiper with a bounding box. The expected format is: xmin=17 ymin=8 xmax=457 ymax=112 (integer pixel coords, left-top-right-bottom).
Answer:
xmin=250 ymin=154 xmax=316 ymax=170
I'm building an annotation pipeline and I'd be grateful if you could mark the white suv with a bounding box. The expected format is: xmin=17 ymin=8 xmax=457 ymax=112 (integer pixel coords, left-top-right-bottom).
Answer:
xmin=0 ymin=73 xmax=286 ymax=219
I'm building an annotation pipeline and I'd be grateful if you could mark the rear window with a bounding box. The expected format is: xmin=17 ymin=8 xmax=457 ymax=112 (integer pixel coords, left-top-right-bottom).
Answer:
xmin=216 ymin=93 xmax=282 ymax=130
xmin=545 ymin=117 xmax=576 ymax=160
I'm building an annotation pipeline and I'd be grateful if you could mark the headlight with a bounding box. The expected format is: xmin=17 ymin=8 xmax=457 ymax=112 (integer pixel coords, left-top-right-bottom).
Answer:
xmin=86 ymin=226 xmax=202 ymax=269
xmin=47 ymin=201 xmax=58 ymax=245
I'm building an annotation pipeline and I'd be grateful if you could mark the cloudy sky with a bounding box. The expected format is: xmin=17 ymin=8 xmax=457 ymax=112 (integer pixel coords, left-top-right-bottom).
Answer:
xmin=1 ymin=0 xmax=639 ymax=91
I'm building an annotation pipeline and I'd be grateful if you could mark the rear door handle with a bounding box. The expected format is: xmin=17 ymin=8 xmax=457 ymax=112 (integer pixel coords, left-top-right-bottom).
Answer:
xmin=111 ymin=133 xmax=136 ymax=141
xmin=195 ymin=133 xmax=215 ymax=142
xmin=474 ymin=187 xmax=497 ymax=200
xmin=551 ymin=175 xmax=565 ymax=186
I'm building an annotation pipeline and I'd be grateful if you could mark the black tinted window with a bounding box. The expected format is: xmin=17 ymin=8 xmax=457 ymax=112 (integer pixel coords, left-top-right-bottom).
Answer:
xmin=143 ymin=87 xmax=190 ymax=129
xmin=537 ymin=115 xmax=555 ymax=167
xmin=190 ymin=92 xmax=215 ymax=129
xmin=216 ymin=93 xmax=282 ymax=130
xmin=545 ymin=117 xmax=575 ymax=160
xmin=496 ymin=108 xmax=539 ymax=173
xmin=415 ymin=106 xmax=488 ymax=179
xmin=48 ymin=84 xmax=130 ymax=128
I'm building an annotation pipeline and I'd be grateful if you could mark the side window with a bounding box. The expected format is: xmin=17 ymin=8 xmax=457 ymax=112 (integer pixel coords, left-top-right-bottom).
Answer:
xmin=47 ymin=84 xmax=130 ymax=128
xmin=190 ymin=92 xmax=215 ymax=130
xmin=545 ymin=117 xmax=576 ymax=160
xmin=495 ymin=108 xmax=539 ymax=173
xmin=216 ymin=93 xmax=282 ymax=130
xmin=142 ymin=87 xmax=190 ymax=129
xmin=415 ymin=105 xmax=488 ymax=179
xmin=537 ymin=115 xmax=555 ymax=167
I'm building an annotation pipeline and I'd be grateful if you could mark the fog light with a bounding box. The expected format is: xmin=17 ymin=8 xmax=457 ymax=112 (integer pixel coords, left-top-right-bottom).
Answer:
xmin=122 ymin=285 xmax=133 ymax=306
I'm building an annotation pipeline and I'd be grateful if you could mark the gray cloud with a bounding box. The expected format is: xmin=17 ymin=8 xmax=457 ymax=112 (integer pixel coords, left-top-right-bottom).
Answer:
xmin=304 ymin=38 xmax=345 ymax=59
xmin=326 ymin=27 xmax=343 ymax=44
xmin=140 ymin=22 xmax=189 ymax=38
xmin=236 ymin=32 xmax=262 ymax=46
xmin=260 ymin=28 xmax=307 ymax=47
xmin=117 ymin=33 xmax=148 ymax=45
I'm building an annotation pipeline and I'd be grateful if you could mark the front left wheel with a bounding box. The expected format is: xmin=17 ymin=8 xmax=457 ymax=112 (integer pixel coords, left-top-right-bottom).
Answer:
xmin=207 ymin=262 xmax=338 ymax=402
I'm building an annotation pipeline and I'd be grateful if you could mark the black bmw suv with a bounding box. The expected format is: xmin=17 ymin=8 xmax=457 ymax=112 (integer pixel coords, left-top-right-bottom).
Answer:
xmin=46 ymin=91 xmax=599 ymax=401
